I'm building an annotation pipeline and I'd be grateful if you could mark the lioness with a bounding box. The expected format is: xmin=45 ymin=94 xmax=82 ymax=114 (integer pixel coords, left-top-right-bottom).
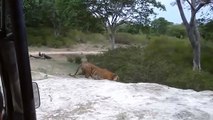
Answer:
xmin=71 ymin=62 xmax=119 ymax=81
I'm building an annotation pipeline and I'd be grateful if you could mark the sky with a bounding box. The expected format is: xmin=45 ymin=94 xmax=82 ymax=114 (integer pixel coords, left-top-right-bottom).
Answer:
xmin=155 ymin=0 xmax=211 ymax=24
xmin=155 ymin=0 xmax=191 ymax=24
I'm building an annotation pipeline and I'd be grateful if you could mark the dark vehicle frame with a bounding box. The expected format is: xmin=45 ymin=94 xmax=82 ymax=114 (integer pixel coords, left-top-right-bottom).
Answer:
xmin=0 ymin=0 xmax=40 ymax=120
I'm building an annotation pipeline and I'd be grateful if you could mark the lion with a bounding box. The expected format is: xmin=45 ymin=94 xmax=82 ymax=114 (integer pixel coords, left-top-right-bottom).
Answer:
xmin=91 ymin=68 xmax=119 ymax=81
xmin=70 ymin=62 xmax=119 ymax=81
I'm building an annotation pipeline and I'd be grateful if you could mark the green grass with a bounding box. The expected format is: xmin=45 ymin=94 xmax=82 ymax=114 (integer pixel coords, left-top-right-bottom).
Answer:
xmin=115 ymin=32 xmax=149 ymax=45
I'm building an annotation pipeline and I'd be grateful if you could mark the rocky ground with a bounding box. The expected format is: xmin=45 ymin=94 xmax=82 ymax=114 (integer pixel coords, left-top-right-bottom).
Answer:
xmin=36 ymin=76 xmax=213 ymax=120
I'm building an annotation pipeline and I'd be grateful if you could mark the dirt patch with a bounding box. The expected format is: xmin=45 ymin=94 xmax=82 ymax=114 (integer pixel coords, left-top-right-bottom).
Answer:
xmin=29 ymin=43 xmax=107 ymax=79
xmin=30 ymin=55 xmax=78 ymax=77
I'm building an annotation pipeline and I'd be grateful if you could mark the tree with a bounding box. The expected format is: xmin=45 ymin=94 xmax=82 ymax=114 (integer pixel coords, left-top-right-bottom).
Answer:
xmin=44 ymin=0 xmax=89 ymax=37
xmin=87 ymin=0 xmax=165 ymax=49
xmin=23 ymin=0 xmax=104 ymax=35
xmin=176 ymin=0 xmax=213 ymax=71
xmin=24 ymin=0 xmax=42 ymax=26
xmin=151 ymin=17 xmax=173 ymax=35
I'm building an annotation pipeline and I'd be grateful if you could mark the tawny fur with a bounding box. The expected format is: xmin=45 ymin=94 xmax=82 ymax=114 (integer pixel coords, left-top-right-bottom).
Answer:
xmin=71 ymin=62 xmax=119 ymax=81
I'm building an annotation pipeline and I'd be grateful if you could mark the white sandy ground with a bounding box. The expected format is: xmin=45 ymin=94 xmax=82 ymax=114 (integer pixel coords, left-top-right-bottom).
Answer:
xmin=34 ymin=74 xmax=213 ymax=120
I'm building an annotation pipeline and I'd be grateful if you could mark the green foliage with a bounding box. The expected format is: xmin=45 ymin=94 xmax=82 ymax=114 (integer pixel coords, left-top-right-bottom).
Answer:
xmin=114 ymin=32 xmax=148 ymax=45
xmin=27 ymin=27 xmax=51 ymax=46
xmin=118 ymin=23 xmax=151 ymax=34
xmin=66 ymin=55 xmax=83 ymax=64
xmin=87 ymin=37 xmax=213 ymax=91
xmin=24 ymin=0 xmax=104 ymax=34
xmin=201 ymin=41 xmax=213 ymax=73
xmin=115 ymin=33 xmax=134 ymax=44
xmin=46 ymin=37 xmax=65 ymax=48
xmin=200 ymin=20 xmax=213 ymax=42
xmin=151 ymin=17 xmax=173 ymax=35
xmin=67 ymin=56 xmax=74 ymax=63
xmin=74 ymin=56 xmax=82 ymax=64
xmin=65 ymin=30 xmax=108 ymax=44
xmin=24 ymin=0 xmax=47 ymax=26
xmin=27 ymin=27 xmax=107 ymax=47
xmin=87 ymin=0 xmax=166 ymax=27
xmin=166 ymin=24 xmax=187 ymax=38
xmin=27 ymin=27 xmax=150 ymax=47
xmin=87 ymin=0 xmax=165 ymax=49
xmin=27 ymin=27 xmax=67 ymax=47
xmin=166 ymin=70 xmax=213 ymax=91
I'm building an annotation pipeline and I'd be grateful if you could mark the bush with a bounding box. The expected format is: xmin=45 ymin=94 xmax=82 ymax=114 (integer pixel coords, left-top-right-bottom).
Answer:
xmin=46 ymin=37 xmax=65 ymax=48
xmin=75 ymin=56 xmax=82 ymax=64
xmin=87 ymin=38 xmax=213 ymax=91
xmin=201 ymin=41 xmax=213 ymax=74
xmin=200 ymin=20 xmax=213 ymax=42
xmin=166 ymin=70 xmax=213 ymax=91
xmin=167 ymin=25 xmax=187 ymax=39
xmin=66 ymin=55 xmax=82 ymax=64
xmin=115 ymin=33 xmax=131 ymax=44
xmin=115 ymin=32 xmax=147 ymax=45
xmin=67 ymin=56 xmax=74 ymax=63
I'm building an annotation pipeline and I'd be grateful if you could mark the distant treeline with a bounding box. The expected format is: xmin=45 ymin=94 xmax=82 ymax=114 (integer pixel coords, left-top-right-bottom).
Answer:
xmin=23 ymin=0 xmax=213 ymax=45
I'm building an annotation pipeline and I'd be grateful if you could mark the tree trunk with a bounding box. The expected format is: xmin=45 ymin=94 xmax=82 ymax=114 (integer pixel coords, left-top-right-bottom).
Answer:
xmin=187 ymin=24 xmax=201 ymax=71
xmin=109 ymin=32 xmax=115 ymax=49
xmin=193 ymin=42 xmax=201 ymax=71
xmin=176 ymin=0 xmax=204 ymax=71
xmin=108 ymin=27 xmax=116 ymax=49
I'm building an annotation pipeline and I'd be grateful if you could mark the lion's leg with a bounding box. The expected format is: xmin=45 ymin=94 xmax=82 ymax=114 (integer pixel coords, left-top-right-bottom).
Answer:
xmin=91 ymin=72 xmax=101 ymax=80
xmin=92 ymin=75 xmax=100 ymax=80
xmin=85 ymin=73 xmax=90 ymax=78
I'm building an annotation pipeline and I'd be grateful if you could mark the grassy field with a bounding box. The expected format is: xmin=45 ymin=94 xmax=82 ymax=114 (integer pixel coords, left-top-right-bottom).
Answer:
xmin=28 ymin=27 xmax=213 ymax=91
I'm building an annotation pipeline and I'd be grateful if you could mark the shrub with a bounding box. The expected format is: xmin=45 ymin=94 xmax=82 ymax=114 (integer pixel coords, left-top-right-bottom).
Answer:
xmin=166 ymin=24 xmax=187 ymax=38
xmin=115 ymin=33 xmax=132 ymax=44
xmin=166 ymin=70 xmax=213 ymax=91
xmin=114 ymin=33 xmax=147 ymax=45
xmin=200 ymin=20 xmax=213 ymax=42
xmin=66 ymin=55 xmax=82 ymax=64
xmin=74 ymin=56 xmax=82 ymax=64
xmin=46 ymin=37 xmax=65 ymax=48
xmin=201 ymin=41 xmax=213 ymax=74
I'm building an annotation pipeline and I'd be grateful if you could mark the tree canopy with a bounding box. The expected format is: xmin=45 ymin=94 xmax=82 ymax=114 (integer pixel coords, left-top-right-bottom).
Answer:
xmin=24 ymin=0 xmax=104 ymax=36
xmin=86 ymin=0 xmax=165 ymax=49
xmin=151 ymin=17 xmax=173 ymax=35
xmin=87 ymin=0 xmax=165 ymax=29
